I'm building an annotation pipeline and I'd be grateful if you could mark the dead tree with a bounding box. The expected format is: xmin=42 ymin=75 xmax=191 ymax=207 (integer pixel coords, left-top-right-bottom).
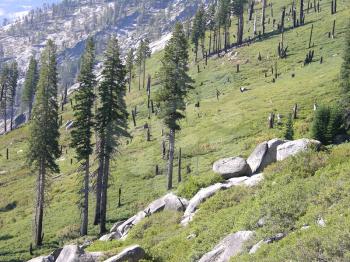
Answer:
xmin=293 ymin=104 xmax=298 ymax=119
xmin=304 ymin=50 xmax=314 ymax=65
xmin=146 ymin=127 xmax=151 ymax=141
xmin=278 ymin=33 xmax=288 ymax=58
xmin=146 ymin=75 xmax=151 ymax=108
xmin=280 ymin=7 xmax=286 ymax=33
xmin=6 ymin=148 xmax=9 ymax=160
xmin=300 ymin=0 xmax=305 ymax=25
xmin=131 ymin=109 xmax=136 ymax=127
xmin=262 ymin=0 xmax=267 ymax=34
xmin=118 ymin=188 xmax=121 ymax=207
xmin=332 ymin=20 xmax=336 ymax=39
xmin=249 ymin=1 xmax=255 ymax=21
xmin=268 ymin=113 xmax=275 ymax=128
xmin=309 ymin=24 xmax=314 ymax=48
xmin=162 ymin=140 xmax=166 ymax=159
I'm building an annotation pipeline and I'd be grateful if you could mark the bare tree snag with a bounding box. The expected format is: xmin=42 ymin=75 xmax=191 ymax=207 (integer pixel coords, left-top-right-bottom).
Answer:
xmin=262 ymin=0 xmax=267 ymax=34
xmin=268 ymin=113 xmax=275 ymax=128
xmin=332 ymin=20 xmax=336 ymax=38
xmin=118 ymin=188 xmax=121 ymax=207
xmin=293 ymin=104 xmax=298 ymax=119
xmin=309 ymin=24 xmax=314 ymax=48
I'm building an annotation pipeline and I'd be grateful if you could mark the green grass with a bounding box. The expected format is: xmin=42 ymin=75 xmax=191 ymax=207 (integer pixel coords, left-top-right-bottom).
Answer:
xmin=1 ymin=0 xmax=350 ymax=261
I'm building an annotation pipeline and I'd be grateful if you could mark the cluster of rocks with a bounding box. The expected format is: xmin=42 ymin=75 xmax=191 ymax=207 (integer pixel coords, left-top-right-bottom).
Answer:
xmin=28 ymin=244 xmax=146 ymax=262
xmin=100 ymin=193 xmax=189 ymax=241
xmin=213 ymin=138 xmax=321 ymax=179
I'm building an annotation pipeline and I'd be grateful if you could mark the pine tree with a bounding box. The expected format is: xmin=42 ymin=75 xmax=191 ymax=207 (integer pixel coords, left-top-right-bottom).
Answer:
xmin=95 ymin=37 xmax=129 ymax=234
xmin=70 ymin=37 xmax=96 ymax=236
xmin=141 ymin=39 xmax=151 ymax=90
xmin=135 ymin=40 xmax=143 ymax=91
xmin=312 ymin=105 xmax=330 ymax=144
xmin=126 ymin=48 xmax=134 ymax=93
xmin=0 ymin=65 xmax=9 ymax=133
xmin=232 ymin=0 xmax=248 ymax=45
xmin=191 ymin=5 xmax=206 ymax=61
xmin=156 ymin=23 xmax=194 ymax=190
xmin=28 ymin=39 xmax=60 ymax=247
xmin=207 ymin=4 xmax=217 ymax=55
xmin=22 ymin=56 xmax=39 ymax=121
xmin=284 ymin=113 xmax=294 ymax=140
xmin=8 ymin=61 xmax=18 ymax=131
xmin=216 ymin=0 xmax=231 ymax=52
xmin=340 ymin=25 xmax=350 ymax=107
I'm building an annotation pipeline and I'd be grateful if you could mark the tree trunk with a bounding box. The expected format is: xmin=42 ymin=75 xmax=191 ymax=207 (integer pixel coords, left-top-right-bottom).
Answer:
xmin=209 ymin=31 xmax=212 ymax=55
xmin=142 ymin=59 xmax=146 ymax=89
xmin=262 ymin=0 xmax=267 ymax=34
xmin=128 ymin=70 xmax=131 ymax=93
xmin=99 ymin=154 xmax=109 ymax=234
xmin=80 ymin=158 xmax=89 ymax=236
xmin=300 ymin=0 xmax=304 ymax=25
xmin=138 ymin=65 xmax=141 ymax=91
xmin=237 ymin=12 xmax=244 ymax=45
xmin=34 ymin=159 xmax=45 ymax=247
xmin=94 ymin=139 xmax=104 ymax=225
xmin=10 ymin=100 xmax=14 ymax=131
xmin=178 ymin=148 xmax=182 ymax=183
xmin=167 ymin=129 xmax=175 ymax=190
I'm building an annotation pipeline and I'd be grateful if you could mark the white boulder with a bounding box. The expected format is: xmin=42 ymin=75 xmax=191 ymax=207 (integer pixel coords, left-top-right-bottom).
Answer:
xmin=213 ymin=157 xmax=251 ymax=179
xmin=276 ymin=139 xmax=321 ymax=161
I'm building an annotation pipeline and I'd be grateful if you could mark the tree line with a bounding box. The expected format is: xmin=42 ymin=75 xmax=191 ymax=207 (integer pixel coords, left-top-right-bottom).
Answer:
xmin=16 ymin=19 xmax=193 ymax=248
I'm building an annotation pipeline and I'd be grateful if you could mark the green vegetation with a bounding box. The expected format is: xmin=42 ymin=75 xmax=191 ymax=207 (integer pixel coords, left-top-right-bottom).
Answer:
xmin=1 ymin=0 xmax=350 ymax=261
xmin=311 ymin=105 xmax=343 ymax=145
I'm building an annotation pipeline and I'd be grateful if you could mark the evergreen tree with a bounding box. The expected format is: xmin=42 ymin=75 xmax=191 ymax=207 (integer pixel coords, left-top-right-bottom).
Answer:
xmin=191 ymin=5 xmax=206 ymax=61
xmin=340 ymin=25 xmax=350 ymax=107
xmin=0 ymin=65 xmax=9 ymax=133
xmin=22 ymin=56 xmax=39 ymax=121
xmin=8 ymin=61 xmax=18 ymax=131
xmin=207 ymin=4 xmax=217 ymax=55
xmin=141 ymin=39 xmax=151 ymax=90
xmin=94 ymin=37 xmax=129 ymax=234
xmin=126 ymin=48 xmax=134 ymax=93
xmin=70 ymin=37 xmax=96 ymax=236
xmin=135 ymin=39 xmax=151 ymax=90
xmin=217 ymin=0 xmax=231 ymax=51
xmin=232 ymin=0 xmax=248 ymax=45
xmin=156 ymin=23 xmax=194 ymax=190
xmin=284 ymin=113 xmax=294 ymax=140
xmin=28 ymin=39 xmax=60 ymax=247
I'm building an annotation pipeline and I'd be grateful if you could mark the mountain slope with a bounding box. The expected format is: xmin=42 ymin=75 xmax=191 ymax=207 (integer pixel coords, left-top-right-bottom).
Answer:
xmin=0 ymin=0 xmax=350 ymax=261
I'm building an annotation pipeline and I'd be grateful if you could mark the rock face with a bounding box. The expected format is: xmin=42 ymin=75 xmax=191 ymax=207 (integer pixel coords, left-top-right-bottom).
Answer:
xmin=103 ymin=245 xmax=145 ymax=262
xmin=276 ymin=139 xmax=321 ymax=161
xmin=181 ymin=174 xmax=264 ymax=226
xmin=247 ymin=142 xmax=268 ymax=174
xmin=27 ymin=256 xmax=54 ymax=262
xmin=106 ymin=193 xmax=188 ymax=240
xmin=213 ymin=157 xmax=251 ymax=179
xmin=247 ymin=139 xmax=287 ymax=173
xmin=198 ymin=231 xmax=255 ymax=262
xmin=55 ymin=245 xmax=102 ymax=262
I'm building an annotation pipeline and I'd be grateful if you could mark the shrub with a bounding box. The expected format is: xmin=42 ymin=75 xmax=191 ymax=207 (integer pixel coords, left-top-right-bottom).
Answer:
xmin=311 ymin=105 xmax=343 ymax=145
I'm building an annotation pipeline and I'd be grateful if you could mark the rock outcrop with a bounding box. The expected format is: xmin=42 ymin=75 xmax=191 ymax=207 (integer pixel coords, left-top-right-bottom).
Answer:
xmin=104 ymin=193 xmax=188 ymax=240
xmin=103 ymin=245 xmax=145 ymax=262
xmin=276 ymin=139 xmax=321 ymax=161
xmin=181 ymin=174 xmax=264 ymax=226
xmin=55 ymin=245 xmax=103 ymax=262
xmin=198 ymin=231 xmax=255 ymax=262
xmin=213 ymin=157 xmax=251 ymax=179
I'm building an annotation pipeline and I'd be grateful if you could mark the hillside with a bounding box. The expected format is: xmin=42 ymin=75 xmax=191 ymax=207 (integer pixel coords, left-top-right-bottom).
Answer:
xmin=1 ymin=0 xmax=350 ymax=261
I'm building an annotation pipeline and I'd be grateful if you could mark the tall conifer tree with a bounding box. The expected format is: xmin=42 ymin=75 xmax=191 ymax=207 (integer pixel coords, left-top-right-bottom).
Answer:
xmin=28 ymin=40 xmax=60 ymax=247
xmin=71 ymin=37 xmax=96 ymax=236
xmin=22 ymin=56 xmax=39 ymax=120
xmin=95 ymin=37 xmax=129 ymax=233
xmin=156 ymin=23 xmax=194 ymax=190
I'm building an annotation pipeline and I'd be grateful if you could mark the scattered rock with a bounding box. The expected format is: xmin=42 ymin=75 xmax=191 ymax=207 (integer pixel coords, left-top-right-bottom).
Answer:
xmin=264 ymin=233 xmax=285 ymax=244
xmin=198 ymin=231 xmax=255 ymax=262
xmin=247 ymin=142 xmax=268 ymax=174
xmin=257 ymin=217 xmax=266 ymax=228
xmin=110 ymin=220 xmax=126 ymax=233
xmin=99 ymin=232 xmax=121 ymax=241
xmin=181 ymin=174 xmax=264 ymax=226
xmin=249 ymin=240 xmax=265 ymax=254
xmin=109 ymin=193 xmax=188 ymax=239
xmin=55 ymin=245 xmax=103 ymax=262
xmin=103 ymin=245 xmax=145 ymax=262
xmin=187 ymin=233 xmax=197 ymax=240
xmin=276 ymin=139 xmax=321 ymax=161
xmin=301 ymin=224 xmax=310 ymax=230
xmin=213 ymin=157 xmax=251 ymax=179
xmin=260 ymin=139 xmax=287 ymax=169
xmin=317 ymin=217 xmax=326 ymax=227
xmin=27 ymin=256 xmax=54 ymax=262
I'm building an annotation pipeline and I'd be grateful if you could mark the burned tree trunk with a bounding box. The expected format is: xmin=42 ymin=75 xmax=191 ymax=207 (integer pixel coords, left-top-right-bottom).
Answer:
xmin=262 ymin=0 xmax=267 ymax=34
xmin=280 ymin=7 xmax=286 ymax=33
xmin=178 ymin=148 xmax=182 ymax=183
xmin=300 ymin=0 xmax=305 ymax=25
xmin=167 ymin=129 xmax=175 ymax=190
xmin=293 ymin=104 xmax=298 ymax=119
xmin=309 ymin=24 xmax=314 ymax=48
